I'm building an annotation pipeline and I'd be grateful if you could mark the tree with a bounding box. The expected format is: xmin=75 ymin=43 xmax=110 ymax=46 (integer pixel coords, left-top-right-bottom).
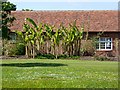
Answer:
xmin=62 ymin=20 xmax=84 ymax=56
xmin=36 ymin=23 xmax=44 ymax=53
xmin=22 ymin=9 xmax=33 ymax=11
xmin=1 ymin=1 xmax=16 ymax=39
xmin=16 ymin=22 xmax=31 ymax=58
xmin=1 ymin=1 xmax=16 ymax=55
xmin=69 ymin=20 xmax=84 ymax=55
xmin=51 ymin=28 xmax=63 ymax=58
xmin=61 ymin=24 xmax=73 ymax=56
xmin=16 ymin=18 xmax=44 ymax=58
xmin=16 ymin=18 xmax=84 ymax=58
xmin=44 ymin=24 xmax=54 ymax=54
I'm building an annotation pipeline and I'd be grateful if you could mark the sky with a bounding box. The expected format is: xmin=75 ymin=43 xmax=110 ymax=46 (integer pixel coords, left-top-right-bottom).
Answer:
xmin=8 ymin=0 xmax=119 ymax=10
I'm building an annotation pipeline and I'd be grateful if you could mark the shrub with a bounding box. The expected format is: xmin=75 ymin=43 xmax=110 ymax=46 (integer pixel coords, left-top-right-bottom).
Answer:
xmin=35 ymin=54 xmax=80 ymax=59
xmin=81 ymin=40 xmax=95 ymax=56
xmin=57 ymin=54 xmax=68 ymax=59
xmin=4 ymin=42 xmax=16 ymax=56
xmin=95 ymin=56 xmax=111 ymax=61
xmin=69 ymin=55 xmax=80 ymax=59
xmin=15 ymin=43 xmax=25 ymax=55
xmin=35 ymin=55 xmax=48 ymax=59
xmin=35 ymin=54 xmax=56 ymax=59
xmin=58 ymin=55 xmax=80 ymax=59
xmin=3 ymin=40 xmax=25 ymax=56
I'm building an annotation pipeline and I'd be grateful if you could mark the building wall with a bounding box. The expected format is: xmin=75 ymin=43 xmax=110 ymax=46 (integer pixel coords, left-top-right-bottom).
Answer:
xmin=118 ymin=34 xmax=120 ymax=60
xmin=8 ymin=31 xmax=119 ymax=58
xmin=88 ymin=32 xmax=120 ymax=57
xmin=32 ymin=32 xmax=119 ymax=58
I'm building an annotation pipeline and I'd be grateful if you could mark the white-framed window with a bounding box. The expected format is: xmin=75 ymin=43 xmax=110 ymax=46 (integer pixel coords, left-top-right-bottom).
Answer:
xmin=9 ymin=32 xmax=16 ymax=42
xmin=9 ymin=32 xmax=16 ymax=40
xmin=96 ymin=37 xmax=112 ymax=50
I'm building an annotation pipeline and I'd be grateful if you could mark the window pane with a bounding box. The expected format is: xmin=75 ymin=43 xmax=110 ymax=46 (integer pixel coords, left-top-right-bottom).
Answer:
xmin=96 ymin=43 xmax=99 ymax=49
xmin=97 ymin=37 xmax=112 ymax=50
xmin=100 ymin=42 xmax=105 ymax=49
xmin=100 ymin=38 xmax=105 ymax=41
xmin=106 ymin=42 xmax=111 ymax=47
xmin=9 ymin=33 xmax=16 ymax=40
xmin=106 ymin=47 xmax=111 ymax=49
xmin=106 ymin=38 xmax=111 ymax=42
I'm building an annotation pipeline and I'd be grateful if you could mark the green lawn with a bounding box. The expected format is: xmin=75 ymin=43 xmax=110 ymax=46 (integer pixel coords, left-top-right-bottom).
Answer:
xmin=1 ymin=59 xmax=118 ymax=88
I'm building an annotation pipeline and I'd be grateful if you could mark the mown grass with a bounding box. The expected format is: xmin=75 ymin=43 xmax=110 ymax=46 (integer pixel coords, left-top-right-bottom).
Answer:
xmin=1 ymin=59 xmax=118 ymax=88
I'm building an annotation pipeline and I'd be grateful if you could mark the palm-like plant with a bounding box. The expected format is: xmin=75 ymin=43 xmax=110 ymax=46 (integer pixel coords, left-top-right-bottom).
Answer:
xmin=69 ymin=20 xmax=84 ymax=55
xmin=33 ymin=22 xmax=44 ymax=54
xmin=16 ymin=18 xmax=45 ymax=58
xmin=24 ymin=18 xmax=37 ymax=58
xmin=16 ymin=23 xmax=31 ymax=57
xmin=51 ymin=28 xmax=63 ymax=58
xmin=61 ymin=20 xmax=84 ymax=56
xmin=44 ymin=24 xmax=54 ymax=39
xmin=26 ymin=18 xmax=45 ymax=58
xmin=16 ymin=18 xmax=84 ymax=58
xmin=44 ymin=24 xmax=54 ymax=54
xmin=61 ymin=26 xmax=73 ymax=56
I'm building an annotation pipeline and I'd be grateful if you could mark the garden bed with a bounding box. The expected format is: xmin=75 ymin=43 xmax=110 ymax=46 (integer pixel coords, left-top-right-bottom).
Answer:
xmin=0 ymin=55 xmax=28 ymax=59
xmin=1 ymin=55 xmax=118 ymax=61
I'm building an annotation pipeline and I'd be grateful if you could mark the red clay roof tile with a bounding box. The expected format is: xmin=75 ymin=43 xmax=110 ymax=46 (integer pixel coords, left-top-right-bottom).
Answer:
xmin=10 ymin=10 xmax=119 ymax=32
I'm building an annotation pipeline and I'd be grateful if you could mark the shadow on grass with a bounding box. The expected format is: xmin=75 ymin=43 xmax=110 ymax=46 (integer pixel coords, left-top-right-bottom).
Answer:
xmin=0 ymin=63 xmax=68 ymax=67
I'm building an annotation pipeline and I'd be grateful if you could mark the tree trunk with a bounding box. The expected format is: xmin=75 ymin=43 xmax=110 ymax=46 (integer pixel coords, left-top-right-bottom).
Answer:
xmin=74 ymin=40 xmax=77 ymax=55
xmin=78 ymin=40 xmax=81 ymax=56
xmin=55 ymin=46 xmax=58 ymax=59
xmin=70 ymin=45 xmax=71 ymax=56
xmin=76 ymin=40 xmax=78 ymax=55
xmin=37 ymin=40 xmax=40 ymax=51
xmin=2 ymin=40 xmax=5 ymax=55
xmin=53 ymin=46 xmax=55 ymax=56
xmin=31 ymin=49 xmax=32 ymax=57
xmin=25 ymin=45 xmax=28 ymax=58
xmin=68 ymin=45 xmax=70 ymax=56
xmin=55 ymin=45 xmax=59 ymax=59
xmin=72 ymin=43 xmax=74 ymax=55
xmin=46 ymin=41 xmax=49 ymax=54
xmin=33 ymin=44 xmax=35 ymax=58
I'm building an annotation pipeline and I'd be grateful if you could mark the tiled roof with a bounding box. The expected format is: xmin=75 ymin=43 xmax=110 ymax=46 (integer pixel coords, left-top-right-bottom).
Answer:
xmin=10 ymin=10 xmax=119 ymax=32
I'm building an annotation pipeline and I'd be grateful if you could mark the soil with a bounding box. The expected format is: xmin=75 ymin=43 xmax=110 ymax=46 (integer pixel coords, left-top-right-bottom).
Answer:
xmin=0 ymin=55 xmax=29 ymax=59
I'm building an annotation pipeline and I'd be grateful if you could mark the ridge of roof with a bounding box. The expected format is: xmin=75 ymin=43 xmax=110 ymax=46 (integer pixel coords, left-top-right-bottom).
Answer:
xmin=12 ymin=10 xmax=118 ymax=12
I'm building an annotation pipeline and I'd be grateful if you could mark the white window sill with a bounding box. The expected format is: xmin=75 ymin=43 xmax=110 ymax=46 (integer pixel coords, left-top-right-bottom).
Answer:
xmin=96 ymin=49 xmax=112 ymax=51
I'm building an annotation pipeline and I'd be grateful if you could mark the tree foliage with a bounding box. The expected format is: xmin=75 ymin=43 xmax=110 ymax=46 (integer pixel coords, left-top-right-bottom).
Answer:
xmin=1 ymin=1 xmax=16 ymax=39
xmin=22 ymin=9 xmax=33 ymax=11
xmin=61 ymin=20 xmax=84 ymax=56
xmin=16 ymin=18 xmax=84 ymax=58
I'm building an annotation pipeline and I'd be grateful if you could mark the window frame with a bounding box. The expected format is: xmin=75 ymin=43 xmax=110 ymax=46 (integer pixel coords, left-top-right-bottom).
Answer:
xmin=9 ymin=32 xmax=16 ymax=43
xmin=96 ymin=37 xmax=113 ymax=51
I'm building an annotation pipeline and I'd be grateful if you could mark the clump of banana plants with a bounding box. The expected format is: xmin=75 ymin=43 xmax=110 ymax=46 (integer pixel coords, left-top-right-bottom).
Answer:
xmin=16 ymin=18 xmax=84 ymax=58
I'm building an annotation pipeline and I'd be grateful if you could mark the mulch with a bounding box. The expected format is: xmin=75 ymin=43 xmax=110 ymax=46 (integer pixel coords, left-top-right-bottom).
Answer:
xmin=0 ymin=55 xmax=118 ymax=61
xmin=0 ymin=55 xmax=29 ymax=59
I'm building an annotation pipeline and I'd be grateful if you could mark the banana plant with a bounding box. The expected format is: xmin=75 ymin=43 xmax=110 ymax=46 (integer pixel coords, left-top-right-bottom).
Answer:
xmin=62 ymin=26 xmax=74 ymax=56
xmin=35 ymin=23 xmax=44 ymax=54
xmin=61 ymin=20 xmax=84 ymax=56
xmin=51 ymin=28 xmax=62 ymax=58
xmin=16 ymin=18 xmax=84 ymax=58
xmin=16 ymin=23 xmax=31 ymax=58
xmin=44 ymin=24 xmax=54 ymax=54
xmin=22 ymin=18 xmax=34 ymax=58
xmin=44 ymin=24 xmax=54 ymax=40
xmin=25 ymin=18 xmax=45 ymax=58
xmin=69 ymin=20 xmax=84 ymax=55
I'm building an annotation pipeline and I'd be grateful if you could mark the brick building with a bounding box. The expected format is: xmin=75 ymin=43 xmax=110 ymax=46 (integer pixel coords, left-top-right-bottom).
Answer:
xmin=9 ymin=10 xmax=120 ymax=58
